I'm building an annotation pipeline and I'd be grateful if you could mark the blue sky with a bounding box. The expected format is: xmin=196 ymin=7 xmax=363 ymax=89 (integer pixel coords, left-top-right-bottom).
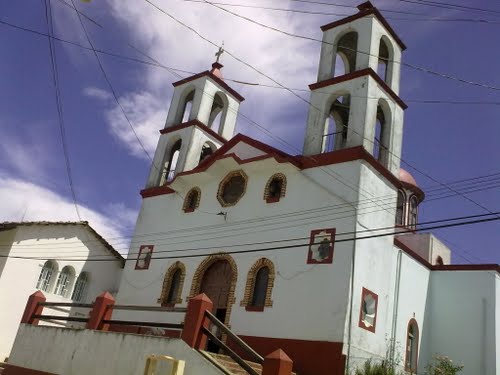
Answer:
xmin=1 ymin=0 xmax=499 ymax=264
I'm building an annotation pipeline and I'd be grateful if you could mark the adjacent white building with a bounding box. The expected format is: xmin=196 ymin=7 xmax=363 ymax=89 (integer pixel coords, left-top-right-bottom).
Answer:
xmin=0 ymin=221 xmax=124 ymax=360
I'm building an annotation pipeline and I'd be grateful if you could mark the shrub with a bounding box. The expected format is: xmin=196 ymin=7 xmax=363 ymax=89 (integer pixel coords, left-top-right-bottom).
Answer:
xmin=354 ymin=359 xmax=404 ymax=375
xmin=425 ymin=355 xmax=464 ymax=375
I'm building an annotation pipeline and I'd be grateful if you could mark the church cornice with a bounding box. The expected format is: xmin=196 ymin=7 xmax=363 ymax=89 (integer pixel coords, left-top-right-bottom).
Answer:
xmin=309 ymin=68 xmax=408 ymax=110
xmin=160 ymin=119 xmax=227 ymax=144
xmin=320 ymin=3 xmax=406 ymax=51
xmin=172 ymin=71 xmax=245 ymax=102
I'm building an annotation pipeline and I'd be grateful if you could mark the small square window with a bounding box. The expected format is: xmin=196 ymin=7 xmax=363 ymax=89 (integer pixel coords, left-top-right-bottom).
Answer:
xmin=135 ymin=245 xmax=154 ymax=270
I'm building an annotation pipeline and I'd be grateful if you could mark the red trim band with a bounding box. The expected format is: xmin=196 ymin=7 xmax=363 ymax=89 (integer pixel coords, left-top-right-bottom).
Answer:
xmin=160 ymin=119 xmax=227 ymax=144
xmin=172 ymin=71 xmax=245 ymax=102
xmin=309 ymin=68 xmax=408 ymax=110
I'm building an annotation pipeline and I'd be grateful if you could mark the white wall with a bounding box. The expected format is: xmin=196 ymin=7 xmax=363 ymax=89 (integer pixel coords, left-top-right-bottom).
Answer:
xmin=9 ymin=325 xmax=223 ymax=375
xmin=117 ymin=156 xmax=366 ymax=343
xmin=0 ymin=225 xmax=123 ymax=360
xmin=421 ymin=271 xmax=498 ymax=375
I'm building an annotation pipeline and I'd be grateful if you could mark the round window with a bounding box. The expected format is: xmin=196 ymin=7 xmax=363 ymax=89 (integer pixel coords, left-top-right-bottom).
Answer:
xmin=217 ymin=171 xmax=247 ymax=206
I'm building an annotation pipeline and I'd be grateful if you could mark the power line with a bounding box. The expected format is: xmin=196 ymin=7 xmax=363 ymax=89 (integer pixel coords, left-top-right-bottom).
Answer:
xmin=2 ymin=213 xmax=499 ymax=261
xmin=399 ymin=0 xmax=500 ymax=17
xmin=67 ymin=0 xmax=157 ymax=167
xmin=196 ymin=0 xmax=500 ymax=92
xmin=5 ymin=211 xmax=500 ymax=257
xmin=3 ymin=19 xmax=500 ymax=107
xmin=182 ymin=0 xmax=500 ymax=24
xmin=43 ymin=0 xmax=81 ymax=221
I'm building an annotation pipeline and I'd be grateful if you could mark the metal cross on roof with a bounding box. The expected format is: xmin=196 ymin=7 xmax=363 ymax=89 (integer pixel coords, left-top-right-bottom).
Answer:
xmin=215 ymin=42 xmax=224 ymax=63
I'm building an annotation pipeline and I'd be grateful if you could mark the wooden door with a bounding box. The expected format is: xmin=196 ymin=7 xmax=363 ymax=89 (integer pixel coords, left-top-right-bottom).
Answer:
xmin=200 ymin=260 xmax=232 ymax=309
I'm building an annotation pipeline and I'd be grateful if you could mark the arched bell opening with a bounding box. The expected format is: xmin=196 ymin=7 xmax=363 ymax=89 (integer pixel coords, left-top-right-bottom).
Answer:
xmin=374 ymin=99 xmax=392 ymax=167
xmin=378 ymin=36 xmax=395 ymax=87
xmin=159 ymin=139 xmax=182 ymax=185
xmin=199 ymin=141 xmax=216 ymax=165
xmin=332 ymin=31 xmax=358 ymax=78
xmin=208 ymin=92 xmax=229 ymax=135
xmin=322 ymin=94 xmax=351 ymax=153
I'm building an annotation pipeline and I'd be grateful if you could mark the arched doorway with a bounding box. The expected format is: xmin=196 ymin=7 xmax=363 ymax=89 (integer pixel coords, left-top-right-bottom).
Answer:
xmin=200 ymin=260 xmax=233 ymax=323
xmin=190 ymin=254 xmax=237 ymax=352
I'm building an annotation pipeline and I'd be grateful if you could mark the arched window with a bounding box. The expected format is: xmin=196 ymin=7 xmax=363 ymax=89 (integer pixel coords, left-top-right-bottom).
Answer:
xmin=183 ymin=187 xmax=201 ymax=213
xmin=54 ymin=266 xmax=75 ymax=298
xmin=240 ymin=258 xmax=275 ymax=311
xmin=264 ymin=173 xmax=287 ymax=203
xmin=36 ymin=260 xmax=57 ymax=292
xmin=436 ymin=256 xmax=444 ymax=265
xmin=158 ymin=261 xmax=186 ymax=307
xmin=160 ymin=139 xmax=182 ymax=185
xmin=71 ymin=272 xmax=89 ymax=302
xmin=409 ymin=195 xmax=418 ymax=229
xmin=333 ymin=31 xmax=358 ymax=77
xmin=323 ymin=95 xmax=350 ymax=153
xmin=405 ymin=319 xmax=419 ymax=373
xmin=208 ymin=92 xmax=227 ymax=135
xmin=251 ymin=267 xmax=269 ymax=307
xmin=396 ymin=190 xmax=405 ymax=225
xmin=199 ymin=142 xmax=215 ymax=164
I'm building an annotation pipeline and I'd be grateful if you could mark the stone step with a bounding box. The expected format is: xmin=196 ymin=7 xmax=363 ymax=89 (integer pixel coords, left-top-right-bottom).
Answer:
xmin=205 ymin=353 xmax=297 ymax=375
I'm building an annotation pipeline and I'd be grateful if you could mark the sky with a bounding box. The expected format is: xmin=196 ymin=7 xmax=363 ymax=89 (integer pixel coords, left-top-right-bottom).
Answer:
xmin=1 ymin=0 xmax=499 ymax=264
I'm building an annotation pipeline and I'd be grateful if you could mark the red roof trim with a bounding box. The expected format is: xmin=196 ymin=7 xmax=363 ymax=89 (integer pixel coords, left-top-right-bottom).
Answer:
xmin=433 ymin=264 xmax=500 ymax=273
xmin=320 ymin=6 xmax=406 ymax=51
xmin=309 ymin=68 xmax=407 ymax=110
xmin=160 ymin=119 xmax=227 ymax=144
xmin=395 ymin=237 xmax=499 ymax=274
xmin=140 ymin=185 xmax=176 ymax=198
xmin=172 ymin=71 xmax=245 ymax=102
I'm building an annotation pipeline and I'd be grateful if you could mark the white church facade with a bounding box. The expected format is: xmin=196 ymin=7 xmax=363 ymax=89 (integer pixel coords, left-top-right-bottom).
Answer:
xmin=114 ymin=2 xmax=499 ymax=375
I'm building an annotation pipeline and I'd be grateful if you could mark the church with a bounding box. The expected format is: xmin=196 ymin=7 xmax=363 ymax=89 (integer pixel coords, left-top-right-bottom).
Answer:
xmin=112 ymin=2 xmax=499 ymax=374
xmin=5 ymin=2 xmax=498 ymax=375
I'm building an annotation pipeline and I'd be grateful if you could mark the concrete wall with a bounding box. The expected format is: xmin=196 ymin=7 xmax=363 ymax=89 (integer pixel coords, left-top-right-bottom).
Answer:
xmin=420 ymin=271 xmax=498 ymax=375
xmin=0 ymin=225 xmax=123 ymax=360
xmin=9 ymin=325 xmax=222 ymax=375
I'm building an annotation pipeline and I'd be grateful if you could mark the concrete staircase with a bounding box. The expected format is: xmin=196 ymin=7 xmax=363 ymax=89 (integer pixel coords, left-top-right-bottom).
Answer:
xmin=203 ymin=353 xmax=297 ymax=375
xmin=204 ymin=353 xmax=263 ymax=375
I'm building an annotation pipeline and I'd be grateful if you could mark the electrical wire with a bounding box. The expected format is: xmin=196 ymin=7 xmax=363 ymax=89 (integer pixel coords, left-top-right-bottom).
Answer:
xmin=1 ymin=213 xmax=499 ymax=261
xmin=43 ymin=0 xmax=82 ymax=221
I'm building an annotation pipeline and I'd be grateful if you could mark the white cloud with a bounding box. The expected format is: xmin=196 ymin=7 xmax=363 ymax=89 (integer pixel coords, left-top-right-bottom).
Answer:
xmin=83 ymin=87 xmax=112 ymax=101
xmin=0 ymin=174 xmax=132 ymax=252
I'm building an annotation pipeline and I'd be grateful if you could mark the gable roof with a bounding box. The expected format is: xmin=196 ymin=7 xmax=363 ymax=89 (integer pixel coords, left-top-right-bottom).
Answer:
xmin=0 ymin=221 xmax=124 ymax=265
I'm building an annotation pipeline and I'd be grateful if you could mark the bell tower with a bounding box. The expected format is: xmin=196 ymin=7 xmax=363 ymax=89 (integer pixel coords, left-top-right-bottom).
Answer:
xmin=146 ymin=51 xmax=244 ymax=188
xmin=303 ymin=1 xmax=407 ymax=175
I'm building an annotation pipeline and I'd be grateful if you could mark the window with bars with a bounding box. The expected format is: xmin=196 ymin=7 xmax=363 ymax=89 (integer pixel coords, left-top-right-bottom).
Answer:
xmin=71 ymin=272 xmax=89 ymax=302
xmin=36 ymin=260 xmax=57 ymax=292
xmin=54 ymin=266 xmax=75 ymax=298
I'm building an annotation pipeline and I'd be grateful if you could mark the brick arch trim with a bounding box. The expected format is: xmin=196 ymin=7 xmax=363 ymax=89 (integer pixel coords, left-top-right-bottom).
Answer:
xmin=405 ymin=318 xmax=419 ymax=373
xmin=189 ymin=253 xmax=238 ymax=326
xmin=263 ymin=173 xmax=287 ymax=202
xmin=183 ymin=187 xmax=201 ymax=212
xmin=157 ymin=261 xmax=186 ymax=306
xmin=240 ymin=258 xmax=275 ymax=309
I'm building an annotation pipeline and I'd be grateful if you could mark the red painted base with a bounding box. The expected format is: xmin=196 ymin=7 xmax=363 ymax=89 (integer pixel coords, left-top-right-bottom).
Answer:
xmin=3 ymin=364 xmax=56 ymax=375
xmin=228 ymin=335 xmax=346 ymax=375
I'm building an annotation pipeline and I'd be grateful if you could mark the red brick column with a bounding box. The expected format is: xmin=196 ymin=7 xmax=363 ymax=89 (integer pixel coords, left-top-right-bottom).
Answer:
xmin=181 ymin=293 xmax=213 ymax=350
xmin=20 ymin=291 xmax=46 ymax=325
xmin=262 ymin=349 xmax=293 ymax=375
xmin=86 ymin=291 xmax=115 ymax=331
